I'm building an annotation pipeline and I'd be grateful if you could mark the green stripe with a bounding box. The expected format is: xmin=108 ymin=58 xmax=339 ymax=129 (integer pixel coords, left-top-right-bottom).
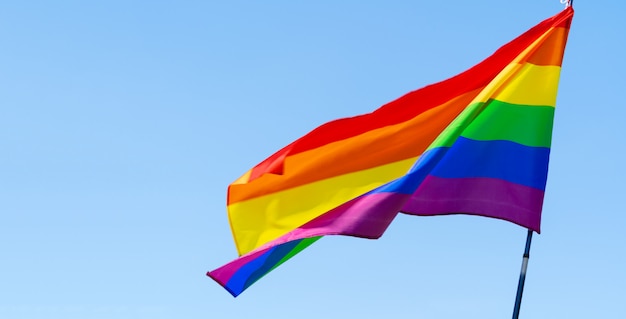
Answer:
xmin=427 ymin=101 xmax=487 ymax=150
xmin=427 ymin=100 xmax=555 ymax=150
xmin=461 ymin=100 xmax=554 ymax=147
xmin=269 ymin=236 xmax=322 ymax=273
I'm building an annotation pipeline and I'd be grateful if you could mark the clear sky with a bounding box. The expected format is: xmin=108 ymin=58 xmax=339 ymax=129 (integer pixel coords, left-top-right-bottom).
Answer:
xmin=1 ymin=1 xmax=624 ymax=318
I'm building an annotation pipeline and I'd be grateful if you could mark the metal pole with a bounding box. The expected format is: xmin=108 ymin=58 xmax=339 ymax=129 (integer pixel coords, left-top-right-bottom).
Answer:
xmin=512 ymin=229 xmax=533 ymax=319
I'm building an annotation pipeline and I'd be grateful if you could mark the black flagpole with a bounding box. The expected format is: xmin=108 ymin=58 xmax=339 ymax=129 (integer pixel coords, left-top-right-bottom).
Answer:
xmin=512 ymin=229 xmax=533 ymax=319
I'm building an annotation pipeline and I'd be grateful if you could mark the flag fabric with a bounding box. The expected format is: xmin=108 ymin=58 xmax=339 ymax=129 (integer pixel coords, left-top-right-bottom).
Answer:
xmin=209 ymin=7 xmax=574 ymax=297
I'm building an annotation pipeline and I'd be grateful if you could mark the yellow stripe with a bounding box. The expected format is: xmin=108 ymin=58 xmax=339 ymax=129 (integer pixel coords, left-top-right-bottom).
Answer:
xmin=469 ymin=63 xmax=561 ymax=107
xmin=229 ymin=157 xmax=417 ymax=255
xmin=493 ymin=63 xmax=561 ymax=106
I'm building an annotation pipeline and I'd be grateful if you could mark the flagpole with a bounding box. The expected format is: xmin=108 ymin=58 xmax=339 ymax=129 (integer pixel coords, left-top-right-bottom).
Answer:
xmin=512 ymin=229 xmax=533 ymax=319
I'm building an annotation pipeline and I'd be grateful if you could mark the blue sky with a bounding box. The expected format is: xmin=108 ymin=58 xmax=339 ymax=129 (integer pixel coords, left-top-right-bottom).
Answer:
xmin=1 ymin=1 xmax=624 ymax=318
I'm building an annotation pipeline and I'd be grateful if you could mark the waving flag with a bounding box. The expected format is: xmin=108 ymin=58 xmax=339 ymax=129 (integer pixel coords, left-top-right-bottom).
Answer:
xmin=209 ymin=7 xmax=574 ymax=297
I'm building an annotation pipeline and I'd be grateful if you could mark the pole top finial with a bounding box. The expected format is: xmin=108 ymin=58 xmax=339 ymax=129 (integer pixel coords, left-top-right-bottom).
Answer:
xmin=560 ymin=0 xmax=574 ymax=8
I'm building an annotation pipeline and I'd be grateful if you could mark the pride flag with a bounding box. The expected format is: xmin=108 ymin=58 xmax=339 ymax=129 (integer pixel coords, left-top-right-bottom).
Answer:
xmin=209 ymin=7 xmax=574 ymax=297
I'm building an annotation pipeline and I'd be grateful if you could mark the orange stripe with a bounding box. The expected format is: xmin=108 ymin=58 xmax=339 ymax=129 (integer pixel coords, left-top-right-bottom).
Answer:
xmin=526 ymin=27 xmax=569 ymax=66
xmin=228 ymin=88 xmax=482 ymax=204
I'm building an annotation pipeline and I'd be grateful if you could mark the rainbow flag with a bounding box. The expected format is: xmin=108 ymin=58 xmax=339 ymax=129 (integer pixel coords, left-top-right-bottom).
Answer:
xmin=209 ymin=7 xmax=574 ymax=297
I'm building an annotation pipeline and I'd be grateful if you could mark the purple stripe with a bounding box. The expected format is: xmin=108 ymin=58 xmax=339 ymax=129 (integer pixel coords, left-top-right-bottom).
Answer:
xmin=401 ymin=176 xmax=544 ymax=232
xmin=291 ymin=192 xmax=410 ymax=237
xmin=209 ymin=192 xmax=411 ymax=284
xmin=254 ymin=192 xmax=411 ymax=251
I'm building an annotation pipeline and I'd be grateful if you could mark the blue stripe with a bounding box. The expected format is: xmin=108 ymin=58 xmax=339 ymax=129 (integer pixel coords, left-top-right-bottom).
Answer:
xmin=242 ymin=240 xmax=303 ymax=291
xmin=430 ymin=137 xmax=550 ymax=190
xmin=369 ymin=147 xmax=449 ymax=195
xmin=225 ymin=239 xmax=304 ymax=295
xmin=224 ymin=248 xmax=275 ymax=295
